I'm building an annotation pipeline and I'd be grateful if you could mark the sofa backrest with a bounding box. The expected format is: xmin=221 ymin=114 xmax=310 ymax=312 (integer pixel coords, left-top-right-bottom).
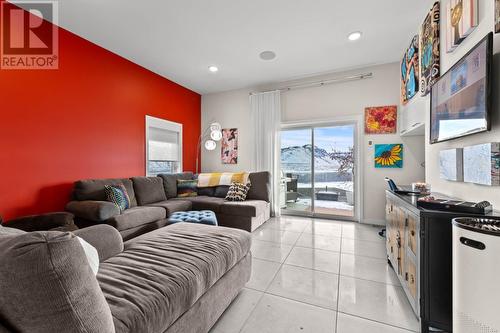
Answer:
xmin=158 ymin=172 xmax=194 ymax=199
xmin=72 ymin=178 xmax=137 ymax=207
xmin=70 ymin=171 xmax=271 ymax=206
xmin=131 ymin=177 xmax=167 ymax=205
xmin=0 ymin=228 xmax=115 ymax=332
xmin=247 ymin=171 xmax=271 ymax=202
xmin=159 ymin=171 xmax=271 ymax=202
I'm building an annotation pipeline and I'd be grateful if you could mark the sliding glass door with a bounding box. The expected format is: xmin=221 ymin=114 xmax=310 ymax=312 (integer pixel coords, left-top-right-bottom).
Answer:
xmin=280 ymin=123 xmax=356 ymax=220
xmin=280 ymin=129 xmax=313 ymax=213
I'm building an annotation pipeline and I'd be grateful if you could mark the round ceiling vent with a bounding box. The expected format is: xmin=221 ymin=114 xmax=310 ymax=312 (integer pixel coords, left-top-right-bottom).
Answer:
xmin=259 ymin=51 xmax=276 ymax=61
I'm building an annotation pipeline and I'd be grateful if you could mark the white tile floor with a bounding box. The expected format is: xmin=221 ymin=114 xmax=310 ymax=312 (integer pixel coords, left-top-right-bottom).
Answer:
xmin=210 ymin=216 xmax=420 ymax=333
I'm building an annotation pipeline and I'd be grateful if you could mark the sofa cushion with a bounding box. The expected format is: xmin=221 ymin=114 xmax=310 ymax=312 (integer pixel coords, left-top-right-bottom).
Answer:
xmin=247 ymin=172 xmax=271 ymax=202
xmin=197 ymin=186 xmax=215 ymax=196
xmin=158 ymin=172 xmax=194 ymax=199
xmin=0 ymin=224 xmax=25 ymax=235
xmin=73 ymin=178 xmax=137 ymax=207
xmin=73 ymin=225 xmax=124 ymax=263
xmin=98 ymin=223 xmax=251 ymax=333
xmin=1 ymin=212 xmax=76 ymax=232
xmin=214 ymin=185 xmax=230 ymax=198
xmin=132 ymin=177 xmax=167 ymax=205
xmin=147 ymin=200 xmax=193 ymax=216
xmin=0 ymin=230 xmax=115 ymax=333
xmin=171 ymin=196 xmax=225 ymax=213
xmin=221 ymin=200 xmax=270 ymax=217
xmin=66 ymin=200 xmax=120 ymax=222
xmin=107 ymin=206 xmax=166 ymax=231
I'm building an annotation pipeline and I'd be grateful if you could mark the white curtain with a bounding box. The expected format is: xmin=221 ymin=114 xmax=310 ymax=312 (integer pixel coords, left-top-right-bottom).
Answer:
xmin=250 ymin=91 xmax=281 ymax=216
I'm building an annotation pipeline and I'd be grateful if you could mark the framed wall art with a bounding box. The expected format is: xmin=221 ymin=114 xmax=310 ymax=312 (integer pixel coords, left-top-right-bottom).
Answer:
xmin=221 ymin=128 xmax=238 ymax=164
xmin=446 ymin=0 xmax=478 ymax=52
xmin=439 ymin=148 xmax=463 ymax=181
xmin=375 ymin=144 xmax=403 ymax=168
xmin=463 ymin=143 xmax=500 ymax=186
xmin=364 ymin=105 xmax=397 ymax=134
xmin=401 ymin=35 xmax=420 ymax=105
xmin=420 ymin=1 xmax=440 ymax=96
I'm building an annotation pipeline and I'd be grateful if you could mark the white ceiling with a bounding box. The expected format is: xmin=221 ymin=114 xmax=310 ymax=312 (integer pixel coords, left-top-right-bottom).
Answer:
xmin=32 ymin=0 xmax=433 ymax=94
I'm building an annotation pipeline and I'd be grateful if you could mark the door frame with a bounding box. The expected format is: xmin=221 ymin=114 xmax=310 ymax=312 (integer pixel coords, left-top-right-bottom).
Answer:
xmin=280 ymin=115 xmax=363 ymax=222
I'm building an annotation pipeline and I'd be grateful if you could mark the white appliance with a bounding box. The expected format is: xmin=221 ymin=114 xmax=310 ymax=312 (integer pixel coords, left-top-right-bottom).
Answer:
xmin=453 ymin=217 xmax=500 ymax=333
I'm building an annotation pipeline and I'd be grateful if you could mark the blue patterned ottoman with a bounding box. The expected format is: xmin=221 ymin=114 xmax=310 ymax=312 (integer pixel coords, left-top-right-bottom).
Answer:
xmin=168 ymin=210 xmax=218 ymax=226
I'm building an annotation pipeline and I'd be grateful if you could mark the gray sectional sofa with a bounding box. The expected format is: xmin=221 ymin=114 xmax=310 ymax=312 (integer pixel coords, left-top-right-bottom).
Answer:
xmin=0 ymin=222 xmax=252 ymax=333
xmin=66 ymin=171 xmax=271 ymax=240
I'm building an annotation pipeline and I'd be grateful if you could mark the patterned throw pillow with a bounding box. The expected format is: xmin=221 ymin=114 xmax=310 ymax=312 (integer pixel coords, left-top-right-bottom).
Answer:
xmin=177 ymin=179 xmax=198 ymax=198
xmin=104 ymin=184 xmax=130 ymax=212
xmin=225 ymin=182 xmax=251 ymax=201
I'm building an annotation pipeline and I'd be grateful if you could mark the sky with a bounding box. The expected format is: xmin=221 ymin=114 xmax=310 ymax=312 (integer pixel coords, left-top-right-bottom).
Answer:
xmin=281 ymin=125 xmax=354 ymax=152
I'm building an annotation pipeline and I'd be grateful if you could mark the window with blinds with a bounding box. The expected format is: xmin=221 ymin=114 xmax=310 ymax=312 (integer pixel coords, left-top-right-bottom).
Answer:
xmin=146 ymin=116 xmax=182 ymax=176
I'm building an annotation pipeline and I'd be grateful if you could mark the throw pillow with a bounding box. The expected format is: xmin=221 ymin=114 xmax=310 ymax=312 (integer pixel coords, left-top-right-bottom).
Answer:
xmin=197 ymin=187 xmax=216 ymax=196
xmin=225 ymin=182 xmax=251 ymax=201
xmin=76 ymin=236 xmax=99 ymax=275
xmin=177 ymin=179 xmax=198 ymax=198
xmin=104 ymin=184 xmax=130 ymax=212
xmin=214 ymin=185 xmax=230 ymax=198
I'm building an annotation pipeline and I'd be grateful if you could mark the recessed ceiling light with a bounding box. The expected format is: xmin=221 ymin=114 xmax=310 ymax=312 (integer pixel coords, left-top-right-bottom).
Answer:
xmin=348 ymin=31 xmax=362 ymax=41
xmin=208 ymin=65 xmax=219 ymax=72
xmin=259 ymin=51 xmax=276 ymax=61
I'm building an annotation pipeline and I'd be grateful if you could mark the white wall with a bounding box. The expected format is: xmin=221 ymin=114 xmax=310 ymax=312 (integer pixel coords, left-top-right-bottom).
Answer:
xmin=201 ymin=89 xmax=254 ymax=173
xmin=419 ymin=0 xmax=500 ymax=207
xmin=202 ymin=63 xmax=426 ymax=224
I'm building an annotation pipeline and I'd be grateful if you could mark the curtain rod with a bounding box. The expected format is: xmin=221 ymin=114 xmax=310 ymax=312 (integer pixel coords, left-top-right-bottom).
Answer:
xmin=249 ymin=72 xmax=373 ymax=95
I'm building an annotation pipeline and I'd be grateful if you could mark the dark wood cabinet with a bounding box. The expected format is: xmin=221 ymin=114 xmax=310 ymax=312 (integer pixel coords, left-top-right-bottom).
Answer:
xmin=385 ymin=190 xmax=500 ymax=333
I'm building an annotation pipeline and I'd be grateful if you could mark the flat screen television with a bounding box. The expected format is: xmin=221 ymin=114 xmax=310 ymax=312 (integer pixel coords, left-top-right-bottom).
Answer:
xmin=430 ymin=32 xmax=493 ymax=144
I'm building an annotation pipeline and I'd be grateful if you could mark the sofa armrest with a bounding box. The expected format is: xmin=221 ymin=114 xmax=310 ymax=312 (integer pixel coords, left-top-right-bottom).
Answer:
xmin=66 ymin=200 xmax=120 ymax=222
xmin=2 ymin=212 xmax=76 ymax=232
xmin=73 ymin=225 xmax=124 ymax=262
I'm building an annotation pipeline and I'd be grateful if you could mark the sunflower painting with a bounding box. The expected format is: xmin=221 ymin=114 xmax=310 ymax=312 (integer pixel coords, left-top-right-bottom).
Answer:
xmin=375 ymin=144 xmax=403 ymax=168
xmin=365 ymin=106 xmax=397 ymax=134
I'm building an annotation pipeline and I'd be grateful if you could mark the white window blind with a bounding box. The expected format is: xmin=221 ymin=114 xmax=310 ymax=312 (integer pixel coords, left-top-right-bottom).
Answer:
xmin=148 ymin=127 xmax=179 ymax=161
xmin=145 ymin=116 xmax=182 ymax=176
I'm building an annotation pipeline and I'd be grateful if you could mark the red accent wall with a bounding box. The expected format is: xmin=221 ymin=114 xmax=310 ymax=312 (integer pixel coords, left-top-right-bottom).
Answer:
xmin=0 ymin=8 xmax=201 ymax=221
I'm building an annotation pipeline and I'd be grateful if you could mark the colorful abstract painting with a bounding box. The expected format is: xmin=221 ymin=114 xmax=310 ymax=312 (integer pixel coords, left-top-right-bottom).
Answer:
xmin=496 ymin=0 xmax=500 ymax=33
xmin=446 ymin=0 xmax=478 ymax=52
xmin=401 ymin=35 xmax=420 ymax=105
xmin=420 ymin=2 xmax=440 ymax=96
xmin=375 ymin=144 xmax=403 ymax=168
xmin=221 ymin=128 xmax=238 ymax=164
xmin=364 ymin=106 xmax=397 ymax=134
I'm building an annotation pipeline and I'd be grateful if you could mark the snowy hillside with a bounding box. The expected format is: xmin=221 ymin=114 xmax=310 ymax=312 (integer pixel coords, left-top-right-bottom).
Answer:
xmin=281 ymin=144 xmax=340 ymax=171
